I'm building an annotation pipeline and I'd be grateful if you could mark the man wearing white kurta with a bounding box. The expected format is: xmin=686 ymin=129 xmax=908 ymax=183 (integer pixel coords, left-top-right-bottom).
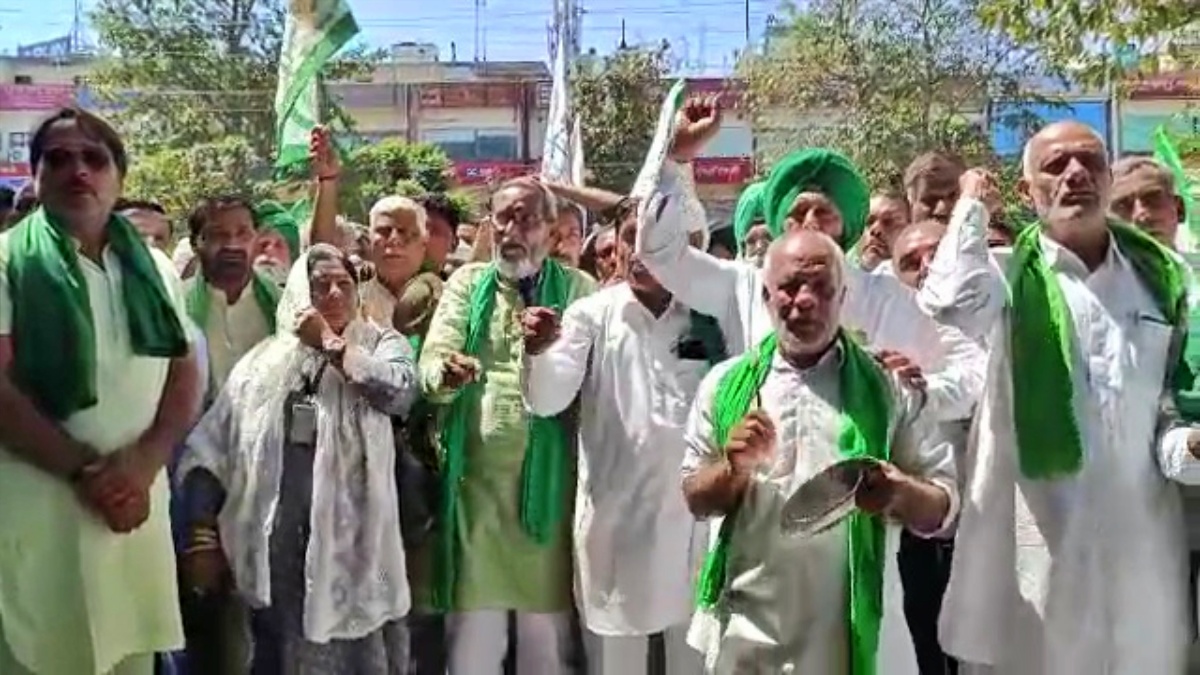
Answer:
xmin=523 ymin=214 xmax=713 ymax=674
xmin=679 ymin=227 xmax=958 ymax=674
xmin=938 ymin=121 xmax=1200 ymax=674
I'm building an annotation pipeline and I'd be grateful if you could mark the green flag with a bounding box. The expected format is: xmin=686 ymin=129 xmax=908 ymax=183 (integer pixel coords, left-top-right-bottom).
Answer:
xmin=274 ymin=0 xmax=359 ymax=175
xmin=1153 ymin=125 xmax=1199 ymax=241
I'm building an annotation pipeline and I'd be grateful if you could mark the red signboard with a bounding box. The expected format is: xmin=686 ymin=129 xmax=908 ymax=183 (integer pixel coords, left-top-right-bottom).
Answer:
xmin=692 ymin=156 xmax=754 ymax=185
xmin=452 ymin=160 xmax=535 ymax=186
xmin=0 ymin=84 xmax=74 ymax=111
xmin=420 ymin=83 xmax=521 ymax=109
xmin=0 ymin=161 xmax=30 ymax=178
xmin=686 ymin=77 xmax=747 ymax=109
xmin=1126 ymin=71 xmax=1200 ymax=99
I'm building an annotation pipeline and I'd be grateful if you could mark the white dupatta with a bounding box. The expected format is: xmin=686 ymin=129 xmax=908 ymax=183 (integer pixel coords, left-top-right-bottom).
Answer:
xmin=178 ymin=251 xmax=410 ymax=643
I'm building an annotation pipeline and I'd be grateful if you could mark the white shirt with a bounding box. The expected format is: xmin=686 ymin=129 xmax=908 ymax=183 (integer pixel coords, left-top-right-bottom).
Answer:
xmin=940 ymin=231 xmax=1200 ymax=674
xmin=636 ymin=188 xmax=986 ymax=422
xmin=681 ymin=347 xmax=959 ymax=674
xmin=523 ymin=284 xmax=708 ymax=636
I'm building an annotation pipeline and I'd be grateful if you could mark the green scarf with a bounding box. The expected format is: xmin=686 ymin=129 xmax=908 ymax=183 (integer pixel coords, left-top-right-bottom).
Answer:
xmin=6 ymin=207 xmax=188 ymax=419
xmin=186 ymin=271 xmax=282 ymax=335
xmin=434 ymin=258 xmax=572 ymax=610
xmin=1009 ymin=221 xmax=1188 ymax=478
xmin=694 ymin=331 xmax=892 ymax=675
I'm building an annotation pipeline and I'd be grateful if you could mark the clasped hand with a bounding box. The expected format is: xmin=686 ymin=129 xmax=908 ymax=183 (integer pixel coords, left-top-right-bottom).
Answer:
xmin=75 ymin=445 xmax=159 ymax=534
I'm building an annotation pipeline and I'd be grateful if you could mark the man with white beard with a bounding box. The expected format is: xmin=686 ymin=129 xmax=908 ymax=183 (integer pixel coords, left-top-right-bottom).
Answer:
xmin=522 ymin=206 xmax=717 ymax=674
xmin=938 ymin=121 xmax=1200 ymax=674
xmin=418 ymin=177 xmax=596 ymax=673
xmin=680 ymin=225 xmax=958 ymax=674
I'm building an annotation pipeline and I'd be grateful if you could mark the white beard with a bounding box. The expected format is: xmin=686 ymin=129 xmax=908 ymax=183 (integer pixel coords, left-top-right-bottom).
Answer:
xmin=494 ymin=250 xmax=540 ymax=280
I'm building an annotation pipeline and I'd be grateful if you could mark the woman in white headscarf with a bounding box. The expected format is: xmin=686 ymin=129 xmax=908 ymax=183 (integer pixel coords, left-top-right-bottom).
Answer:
xmin=176 ymin=243 xmax=418 ymax=674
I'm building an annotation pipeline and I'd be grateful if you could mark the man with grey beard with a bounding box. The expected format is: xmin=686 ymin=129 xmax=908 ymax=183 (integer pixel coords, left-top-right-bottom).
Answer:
xmin=418 ymin=176 xmax=596 ymax=673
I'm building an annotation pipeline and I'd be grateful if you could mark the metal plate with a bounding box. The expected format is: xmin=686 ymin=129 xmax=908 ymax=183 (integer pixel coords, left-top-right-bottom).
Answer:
xmin=780 ymin=457 xmax=881 ymax=538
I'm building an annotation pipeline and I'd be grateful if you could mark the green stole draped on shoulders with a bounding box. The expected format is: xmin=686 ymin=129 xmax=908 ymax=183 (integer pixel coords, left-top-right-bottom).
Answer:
xmin=186 ymin=270 xmax=282 ymax=335
xmin=1008 ymin=221 xmax=1189 ymax=479
xmin=694 ymin=331 xmax=893 ymax=675
xmin=6 ymin=207 xmax=188 ymax=419
xmin=434 ymin=258 xmax=571 ymax=611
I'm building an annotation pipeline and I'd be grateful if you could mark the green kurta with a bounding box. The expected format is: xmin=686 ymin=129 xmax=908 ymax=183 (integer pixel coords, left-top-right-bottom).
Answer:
xmin=417 ymin=262 xmax=596 ymax=612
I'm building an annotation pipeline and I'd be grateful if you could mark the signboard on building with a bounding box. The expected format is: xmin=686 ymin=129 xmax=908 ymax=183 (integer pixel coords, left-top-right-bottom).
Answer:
xmin=16 ymin=36 xmax=75 ymax=60
xmin=1126 ymin=71 xmax=1200 ymax=100
xmin=693 ymin=157 xmax=754 ymax=185
xmin=452 ymin=160 xmax=535 ymax=186
xmin=419 ymin=83 xmax=521 ymax=109
xmin=687 ymin=78 xmax=746 ymax=109
xmin=0 ymin=84 xmax=75 ymax=111
xmin=1120 ymin=103 xmax=1200 ymax=154
xmin=989 ymin=100 xmax=1111 ymax=157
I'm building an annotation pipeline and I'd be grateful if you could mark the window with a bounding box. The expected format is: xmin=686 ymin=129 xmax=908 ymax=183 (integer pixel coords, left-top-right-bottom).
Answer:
xmin=422 ymin=128 xmax=518 ymax=161
xmin=13 ymin=75 xmax=32 ymax=85
xmin=8 ymin=133 xmax=28 ymax=163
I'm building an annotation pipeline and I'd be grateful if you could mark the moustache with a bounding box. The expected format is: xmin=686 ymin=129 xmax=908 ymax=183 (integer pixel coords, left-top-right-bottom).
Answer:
xmin=212 ymin=250 xmax=249 ymax=269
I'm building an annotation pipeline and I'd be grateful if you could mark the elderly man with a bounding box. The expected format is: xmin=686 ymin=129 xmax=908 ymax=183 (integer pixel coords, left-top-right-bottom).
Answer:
xmin=938 ymin=121 xmax=1200 ymax=674
xmin=359 ymin=196 xmax=443 ymax=344
xmin=0 ymin=108 xmax=199 ymax=674
xmin=1110 ymin=156 xmax=1186 ymax=249
xmin=419 ymin=176 xmax=596 ymax=673
xmin=680 ymin=226 xmax=957 ymax=674
xmin=522 ymin=205 xmax=719 ymax=675
xmin=639 ymin=145 xmax=985 ymax=429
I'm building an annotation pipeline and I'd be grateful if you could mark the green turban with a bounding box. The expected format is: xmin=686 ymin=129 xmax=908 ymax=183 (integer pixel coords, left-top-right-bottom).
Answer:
xmin=732 ymin=181 xmax=766 ymax=255
xmin=762 ymin=149 xmax=870 ymax=250
xmin=254 ymin=200 xmax=302 ymax=260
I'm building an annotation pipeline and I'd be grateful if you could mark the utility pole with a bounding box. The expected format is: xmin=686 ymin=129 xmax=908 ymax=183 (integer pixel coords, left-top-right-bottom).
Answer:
xmin=744 ymin=0 xmax=751 ymax=45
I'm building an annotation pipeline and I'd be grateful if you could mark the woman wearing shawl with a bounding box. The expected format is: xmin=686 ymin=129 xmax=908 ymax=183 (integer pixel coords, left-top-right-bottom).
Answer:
xmin=938 ymin=122 xmax=1200 ymax=674
xmin=418 ymin=176 xmax=596 ymax=672
xmin=177 ymin=243 xmax=417 ymax=674
xmin=681 ymin=228 xmax=957 ymax=674
xmin=0 ymin=108 xmax=198 ymax=674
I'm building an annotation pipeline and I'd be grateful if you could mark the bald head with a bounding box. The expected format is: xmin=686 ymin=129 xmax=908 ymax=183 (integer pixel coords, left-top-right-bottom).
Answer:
xmin=763 ymin=229 xmax=846 ymax=359
xmin=1022 ymin=121 xmax=1107 ymax=178
xmin=1019 ymin=120 xmax=1111 ymax=238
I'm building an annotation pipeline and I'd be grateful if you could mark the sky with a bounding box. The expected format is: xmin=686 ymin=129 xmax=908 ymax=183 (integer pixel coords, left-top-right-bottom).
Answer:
xmin=0 ymin=0 xmax=780 ymax=75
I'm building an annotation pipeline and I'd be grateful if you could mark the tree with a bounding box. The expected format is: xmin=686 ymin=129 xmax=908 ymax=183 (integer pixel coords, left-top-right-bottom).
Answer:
xmin=337 ymin=138 xmax=476 ymax=224
xmin=572 ymin=46 xmax=672 ymax=192
xmin=741 ymin=0 xmax=1042 ymax=190
xmin=90 ymin=0 xmax=379 ymax=210
xmin=123 ymin=136 xmax=271 ymax=217
xmin=976 ymin=0 xmax=1197 ymax=87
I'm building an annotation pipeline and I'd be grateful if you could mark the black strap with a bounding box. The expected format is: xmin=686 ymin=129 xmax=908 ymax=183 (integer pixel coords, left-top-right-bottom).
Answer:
xmin=302 ymin=359 xmax=329 ymax=397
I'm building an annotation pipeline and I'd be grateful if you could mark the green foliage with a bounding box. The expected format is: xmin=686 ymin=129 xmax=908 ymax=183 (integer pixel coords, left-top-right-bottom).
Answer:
xmin=90 ymin=0 xmax=380 ymax=217
xmin=123 ymin=136 xmax=272 ymax=221
xmin=742 ymin=0 xmax=1043 ymax=191
xmin=572 ymin=46 xmax=671 ymax=192
xmin=340 ymin=139 xmax=452 ymax=217
xmin=336 ymin=138 xmax=478 ymax=223
xmin=976 ymin=0 xmax=1198 ymax=87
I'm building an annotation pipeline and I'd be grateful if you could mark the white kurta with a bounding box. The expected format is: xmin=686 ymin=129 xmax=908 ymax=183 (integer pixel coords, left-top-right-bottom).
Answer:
xmin=635 ymin=181 xmax=987 ymax=422
xmin=523 ymin=284 xmax=708 ymax=637
xmin=0 ymin=238 xmax=189 ymax=674
xmin=939 ymin=232 xmax=1200 ymax=674
xmin=681 ymin=347 xmax=960 ymax=674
